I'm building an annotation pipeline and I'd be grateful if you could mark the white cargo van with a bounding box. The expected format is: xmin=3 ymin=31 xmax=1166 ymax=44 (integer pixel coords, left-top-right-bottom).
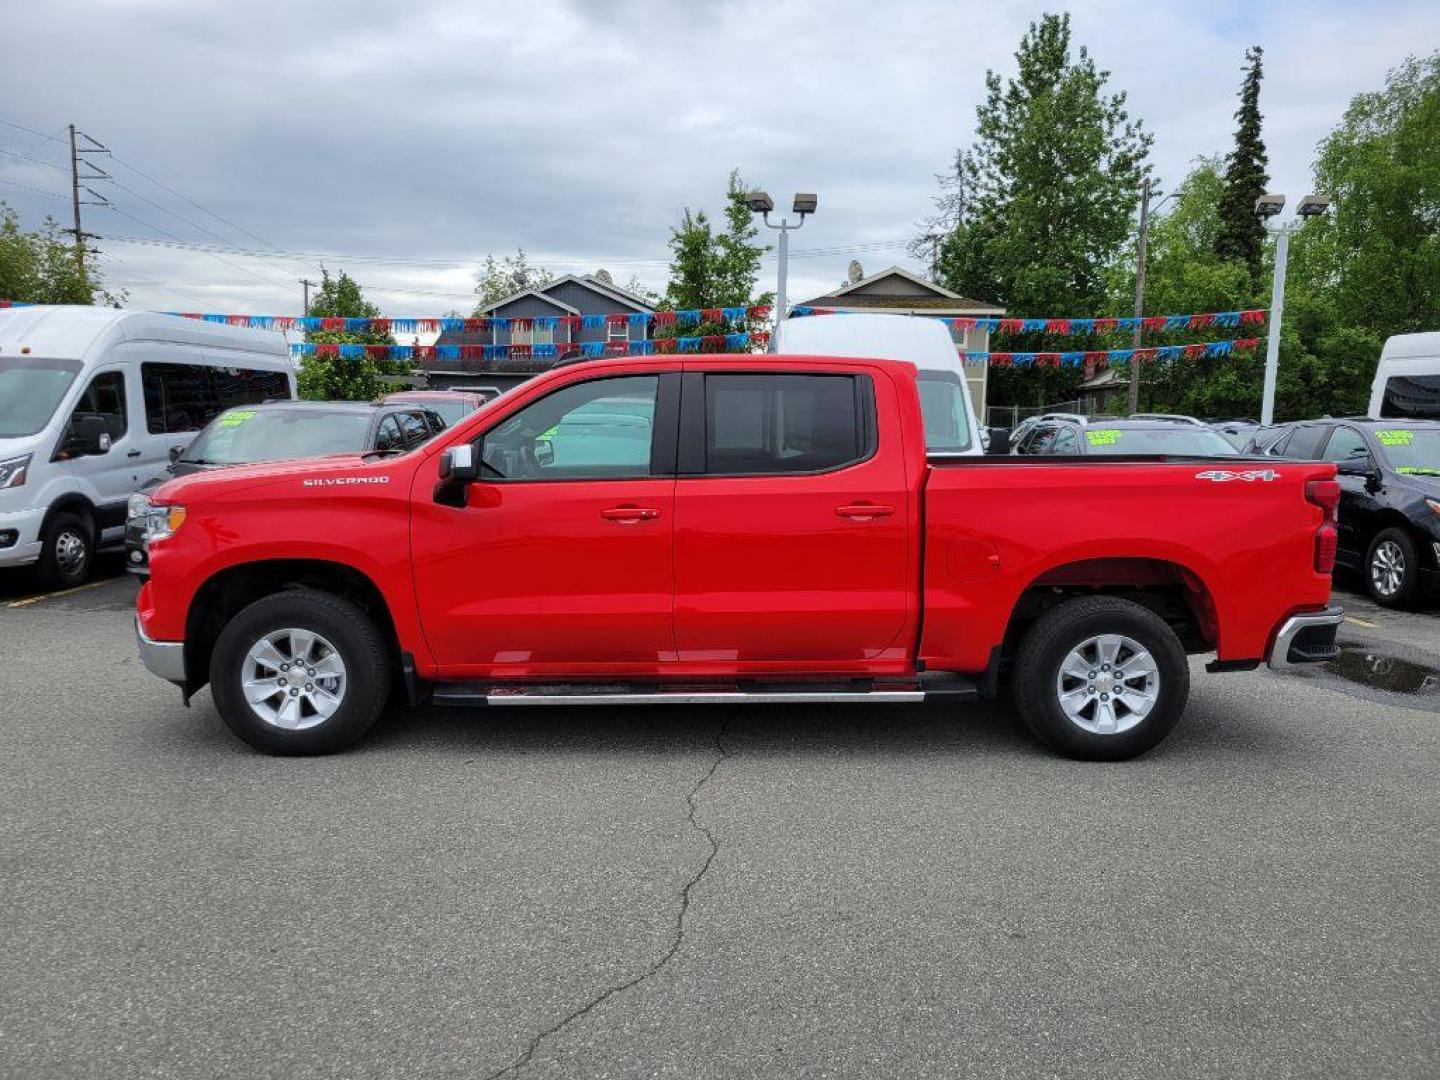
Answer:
xmin=778 ymin=312 xmax=983 ymax=456
xmin=0 ymin=306 xmax=295 ymax=586
xmin=1367 ymin=331 xmax=1440 ymax=419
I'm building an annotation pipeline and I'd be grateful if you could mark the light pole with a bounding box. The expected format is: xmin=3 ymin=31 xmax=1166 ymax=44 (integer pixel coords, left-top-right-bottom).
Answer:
xmin=747 ymin=190 xmax=817 ymax=352
xmin=1256 ymin=192 xmax=1331 ymax=425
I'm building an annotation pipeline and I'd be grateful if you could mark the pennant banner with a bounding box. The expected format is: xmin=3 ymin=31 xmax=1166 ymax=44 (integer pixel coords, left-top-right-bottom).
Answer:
xmin=286 ymin=334 xmax=1255 ymax=368
xmin=790 ymin=307 xmax=1268 ymax=334
xmin=160 ymin=306 xmax=773 ymax=335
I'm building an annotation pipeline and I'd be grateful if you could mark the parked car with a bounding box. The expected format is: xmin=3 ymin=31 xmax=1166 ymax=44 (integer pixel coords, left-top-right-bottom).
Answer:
xmin=135 ymin=354 xmax=1341 ymax=761
xmin=1212 ymin=420 xmax=1263 ymax=450
xmin=1243 ymin=422 xmax=1297 ymax=454
xmin=1367 ymin=331 xmax=1440 ymax=419
xmin=0 ymin=306 xmax=294 ymax=587
xmin=125 ymin=400 xmax=445 ymax=576
xmin=1012 ymin=417 xmax=1239 ymax=457
xmin=1009 ymin=412 xmax=1089 ymax=452
xmin=381 ymin=389 xmax=489 ymax=426
xmin=1128 ymin=413 xmax=1206 ymax=426
xmin=1260 ymin=417 xmax=1440 ymax=606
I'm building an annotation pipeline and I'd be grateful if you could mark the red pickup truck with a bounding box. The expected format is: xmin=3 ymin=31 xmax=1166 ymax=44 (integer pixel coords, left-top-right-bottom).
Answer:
xmin=134 ymin=355 xmax=1343 ymax=760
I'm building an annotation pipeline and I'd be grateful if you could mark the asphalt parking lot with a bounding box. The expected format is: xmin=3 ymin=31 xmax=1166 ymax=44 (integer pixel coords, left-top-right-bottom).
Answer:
xmin=2 ymin=569 xmax=1437 ymax=1079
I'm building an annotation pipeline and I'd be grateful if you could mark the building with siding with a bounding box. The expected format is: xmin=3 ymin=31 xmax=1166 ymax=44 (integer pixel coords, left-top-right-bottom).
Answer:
xmin=425 ymin=274 xmax=657 ymax=393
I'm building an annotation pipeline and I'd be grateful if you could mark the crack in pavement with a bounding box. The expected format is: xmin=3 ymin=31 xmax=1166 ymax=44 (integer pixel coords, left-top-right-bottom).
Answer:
xmin=483 ymin=721 xmax=733 ymax=1080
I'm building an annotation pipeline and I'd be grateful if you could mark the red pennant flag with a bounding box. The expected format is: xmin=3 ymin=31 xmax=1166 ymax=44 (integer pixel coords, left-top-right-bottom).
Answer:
xmin=1045 ymin=319 xmax=1070 ymax=335
xmin=999 ymin=319 xmax=1024 ymax=334
xmin=1094 ymin=318 xmax=1117 ymax=334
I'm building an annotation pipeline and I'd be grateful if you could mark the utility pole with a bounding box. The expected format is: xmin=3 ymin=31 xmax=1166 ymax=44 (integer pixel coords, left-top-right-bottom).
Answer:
xmin=1127 ymin=178 xmax=1151 ymax=415
xmin=300 ymin=278 xmax=316 ymax=317
xmin=66 ymin=125 xmax=110 ymax=281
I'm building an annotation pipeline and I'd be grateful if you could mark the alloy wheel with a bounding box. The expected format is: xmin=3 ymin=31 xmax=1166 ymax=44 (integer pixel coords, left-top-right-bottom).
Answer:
xmin=240 ymin=628 xmax=348 ymax=730
xmin=1055 ymin=633 xmax=1160 ymax=735
xmin=1370 ymin=540 xmax=1405 ymax=598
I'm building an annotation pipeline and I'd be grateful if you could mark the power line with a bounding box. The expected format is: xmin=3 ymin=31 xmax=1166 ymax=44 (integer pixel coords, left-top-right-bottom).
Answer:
xmin=0 ymin=176 xmax=70 ymax=201
xmin=100 ymin=204 xmax=296 ymax=293
xmin=107 ymin=150 xmax=279 ymax=252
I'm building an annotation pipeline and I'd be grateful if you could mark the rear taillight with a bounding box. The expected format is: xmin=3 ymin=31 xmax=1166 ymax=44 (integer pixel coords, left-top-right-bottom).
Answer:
xmin=1306 ymin=478 xmax=1340 ymax=574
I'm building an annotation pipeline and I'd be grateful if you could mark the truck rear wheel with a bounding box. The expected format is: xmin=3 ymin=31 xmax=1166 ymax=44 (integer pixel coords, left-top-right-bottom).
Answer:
xmin=1012 ymin=596 xmax=1190 ymax=761
xmin=210 ymin=590 xmax=392 ymax=755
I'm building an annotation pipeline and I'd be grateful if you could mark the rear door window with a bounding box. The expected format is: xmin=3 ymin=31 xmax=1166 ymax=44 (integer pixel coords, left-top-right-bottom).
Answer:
xmin=1380 ymin=375 xmax=1440 ymax=419
xmin=1279 ymin=424 xmax=1329 ymax=459
xmin=703 ymin=373 xmax=867 ymax=475
xmin=1321 ymin=426 xmax=1368 ymax=463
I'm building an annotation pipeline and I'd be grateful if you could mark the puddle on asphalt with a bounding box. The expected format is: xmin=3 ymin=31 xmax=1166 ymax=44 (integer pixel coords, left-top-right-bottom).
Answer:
xmin=1323 ymin=647 xmax=1440 ymax=697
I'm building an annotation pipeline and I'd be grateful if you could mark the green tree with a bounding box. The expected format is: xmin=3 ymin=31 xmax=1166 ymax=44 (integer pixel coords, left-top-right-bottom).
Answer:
xmin=296 ymin=269 xmax=405 ymax=401
xmin=659 ymin=169 xmax=772 ymax=350
xmin=471 ymin=249 xmax=554 ymax=313
xmin=933 ymin=12 xmax=1152 ymax=409
xmin=1214 ymin=47 xmax=1270 ymax=282
xmin=0 ymin=202 xmax=120 ymax=305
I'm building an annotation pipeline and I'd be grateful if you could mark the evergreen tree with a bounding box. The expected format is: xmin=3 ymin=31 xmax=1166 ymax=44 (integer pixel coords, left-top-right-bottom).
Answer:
xmin=932 ymin=13 xmax=1151 ymax=410
xmin=471 ymin=249 xmax=554 ymax=313
xmin=296 ymin=268 xmax=405 ymax=401
xmin=0 ymin=203 xmax=121 ymax=306
xmin=1214 ymin=47 xmax=1270 ymax=281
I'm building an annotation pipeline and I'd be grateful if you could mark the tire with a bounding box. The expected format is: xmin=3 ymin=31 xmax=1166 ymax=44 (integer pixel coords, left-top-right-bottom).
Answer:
xmin=1365 ymin=528 xmax=1420 ymax=609
xmin=210 ymin=590 xmax=392 ymax=755
xmin=1012 ymin=596 xmax=1190 ymax=761
xmin=35 ymin=511 xmax=94 ymax=589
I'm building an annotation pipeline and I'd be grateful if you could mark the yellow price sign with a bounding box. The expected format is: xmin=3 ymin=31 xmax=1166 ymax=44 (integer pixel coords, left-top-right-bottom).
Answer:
xmin=1377 ymin=430 xmax=1413 ymax=446
xmin=217 ymin=410 xmax=257 ymax=427
xmin=1086 ymin=429 xmax=1120 ymax=446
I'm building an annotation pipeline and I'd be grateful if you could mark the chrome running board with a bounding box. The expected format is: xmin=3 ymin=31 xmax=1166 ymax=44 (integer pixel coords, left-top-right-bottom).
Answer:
xmin=430 ymin=675 xmax=977 ymax=708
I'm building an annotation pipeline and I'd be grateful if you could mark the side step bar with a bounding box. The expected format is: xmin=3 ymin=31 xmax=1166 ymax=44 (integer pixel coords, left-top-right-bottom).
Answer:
xmin=430 ymin=672 xmax=977 ymax=708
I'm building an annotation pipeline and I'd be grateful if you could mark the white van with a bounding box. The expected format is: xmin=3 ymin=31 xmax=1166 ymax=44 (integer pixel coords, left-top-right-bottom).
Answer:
xmin=0 ymin=306 xmax=295 ymax=586
xmin=778 ymin=312 xmax=983 ymax=456
xmin=1367 ymin=331 xmax=1440 ymax=419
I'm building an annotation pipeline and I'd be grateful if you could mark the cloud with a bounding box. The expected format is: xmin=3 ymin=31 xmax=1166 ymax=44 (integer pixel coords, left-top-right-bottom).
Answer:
xmin=1 ymin=0 xmax=1436 ymax=315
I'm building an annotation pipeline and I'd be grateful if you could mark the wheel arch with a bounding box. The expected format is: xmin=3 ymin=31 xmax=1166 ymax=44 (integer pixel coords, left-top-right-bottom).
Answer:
xmin=183 ymin=558 xmax=402 ymax=697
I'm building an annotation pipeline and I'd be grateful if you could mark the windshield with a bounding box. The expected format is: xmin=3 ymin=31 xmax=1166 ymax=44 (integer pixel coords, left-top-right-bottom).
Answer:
xmin=1216 ymin=427 xmax=1255 ymax=450
xmin=181 ymin=408 xmax=374 ymax=465
xmin=916 ymin=371 xmax=973 ymax=452
xmin=1373 ymin=427 xmax=1440 ymax=475
xmin=1083 ymin=427 xmax=1238 ymax=456
xmin=390 ymin=397 xmax=468 ymax=425
xmin=0 ymin=357 xmax=83 ymax=437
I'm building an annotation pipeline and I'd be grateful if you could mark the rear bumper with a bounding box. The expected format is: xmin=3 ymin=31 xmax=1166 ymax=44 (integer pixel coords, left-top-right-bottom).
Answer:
xmin=135 ymin=615 xmax=186 ymax=684
xmin=1267 ymin=606 xmax=1344 ymax=670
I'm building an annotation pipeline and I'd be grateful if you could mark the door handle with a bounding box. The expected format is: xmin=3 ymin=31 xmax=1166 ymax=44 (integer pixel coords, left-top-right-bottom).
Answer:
xmin=127 ymin=449 xmax=142 ymax=458
xmin=835 ymin=503 xmax=894 ymax=520
xmin=601 ymin=505 xmax=661 ymax=523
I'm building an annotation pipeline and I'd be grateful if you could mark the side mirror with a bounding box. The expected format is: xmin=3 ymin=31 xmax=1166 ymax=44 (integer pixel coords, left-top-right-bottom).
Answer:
xmin=439 ymin=443 xmax=479 ymax=482
xmin=1335 ymin=456 xmax=1372 ymax=477
xmin=986 ymin=429 xmax=1012 ymax=456
xmin=169 ymin=445 xmax=185 ymax=464
xmin=70 ymin=415 xmax=111 ymax=456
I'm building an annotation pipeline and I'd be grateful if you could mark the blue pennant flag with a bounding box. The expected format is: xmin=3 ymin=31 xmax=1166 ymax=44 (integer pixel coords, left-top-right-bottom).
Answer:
xmin=1156 ymin=346 xmax=1182 ymax=361
xmin=1163 ymin=315 xmax=1189 ymax=332
xmin=203 ymin=314 xmax=225 ymax=324
xmin=392 ymin=319 xmax=417 ymax=335
xmin=1109 ymin=349 xmax=1134 ymax=365
xmin=490 ymin=317 xmax=510 ymax=331
xmin=533 ymin=343 xmax=557 ymax=359
xmin=440 ymin=318 xmax=463 ymax=333
xmin=1207 ymin=340 xmax=1234 ymax=357
xmin=290 ymin=343 xmax=314 ymax=356
xmin=581 ymin=315 xmax=605 ymax=330
xmin=1116 ymin=317 xmax=1140 ymax=332
xmin=1212 ymin=311 xmax=1241 ymax=328
xmin=676 ymin=309 xmax=701 ymax=325
xmin=1069 ymin=319 xmax=1095 ymax=335
xmin=628 ymin=312 xmax=651 ymax=327
xmin=1061 ymin=352 xmax=1085 ymax=367
xmin=392 ymin=346 xmax=412 ymax=361
xmin=975 ymin=319 xmax=1000 ymax=333
xmin=436 ymin=345 xmax=459 ymax=360
xmin=534 ymin=316 xmax=557 ymax=331
xmin=724 ymin=332 xmax=749 ymax=350
xmin=483 ymin=345 xmax=505 ymax=361
xmin=790 ymin=306 xmax=813 ymax=318
xmin=1021 ymin=319 xmax=1047 ymax=333
xmin=581 ymin=341 xmax=605 ymax=357
xmin=677 ymin=336 xmax=701 ymax=352
xmin=343 ymin=318 xmax=366 ymax=333
xmin=339 ymin=344 xmax=364 ymax=358
xmin=630 ymin=340 xmax=655 ymax=356
xmin=965 ymin=351 xmax=988 ymax=365
xmin=1013 ymin=352 xmax=1036 ymax=366
xmin=721 ymin=306 xmax=747 ymax=323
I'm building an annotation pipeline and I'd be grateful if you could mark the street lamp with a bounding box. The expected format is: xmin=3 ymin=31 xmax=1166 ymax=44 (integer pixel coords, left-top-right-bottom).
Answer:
xmin=747 ymin=190 xmax=817 ymax=351
xmin=1257 ymin=192 xmax=1332 ymax=425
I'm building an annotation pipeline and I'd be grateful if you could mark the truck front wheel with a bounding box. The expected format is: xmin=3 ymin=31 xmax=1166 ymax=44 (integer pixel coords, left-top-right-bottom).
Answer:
xmin=1011 ymin=596 xmax=1190 ymax=761
xmin=210 ymin=590 xmax=393 ymax=755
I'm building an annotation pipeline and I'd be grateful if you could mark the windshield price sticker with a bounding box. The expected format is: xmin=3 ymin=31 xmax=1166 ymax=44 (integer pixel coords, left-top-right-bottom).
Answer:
xmin=1086 ymin=429 xmax=1120 ymax=446
xmin=1377 ymin=430 xmax=1413 ymax=446
xmin=218 ymin=410 xmax=257 ymax=427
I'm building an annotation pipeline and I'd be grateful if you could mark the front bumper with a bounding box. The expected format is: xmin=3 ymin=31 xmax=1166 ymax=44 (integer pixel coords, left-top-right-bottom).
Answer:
xmin=1267 ymin=606 xmax=1344 ymax=670
xmin=135 ymin=615 xmax=186 ymax=684
xmin=124 ymin=518 xmax=149 ymax=576
xmin=0 ymin=505 xmax=46 ymax=568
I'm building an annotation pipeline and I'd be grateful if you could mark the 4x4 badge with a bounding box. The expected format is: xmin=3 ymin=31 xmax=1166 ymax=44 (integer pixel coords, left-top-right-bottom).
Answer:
xmin=1195 ymin=469 xmax=1278 ymax=482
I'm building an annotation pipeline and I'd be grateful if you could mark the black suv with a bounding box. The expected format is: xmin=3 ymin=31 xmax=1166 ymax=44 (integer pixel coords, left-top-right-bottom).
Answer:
xmin=125 ymin=400 xmax=446 ymax=576
xmin=1259 ymin=419 xmax=1440 ymax=606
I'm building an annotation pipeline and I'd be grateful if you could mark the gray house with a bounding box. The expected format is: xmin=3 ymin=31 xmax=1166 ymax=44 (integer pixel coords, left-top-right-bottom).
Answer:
xmin=425 ymin=273 xmax=657 ymax=393
xmin=794 ymin=266 xmax=1004 ymax=419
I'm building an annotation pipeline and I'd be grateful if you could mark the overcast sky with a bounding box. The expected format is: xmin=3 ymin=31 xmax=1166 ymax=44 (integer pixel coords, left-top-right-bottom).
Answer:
xmin=2 ymin=0 xmax=1436 ymax=317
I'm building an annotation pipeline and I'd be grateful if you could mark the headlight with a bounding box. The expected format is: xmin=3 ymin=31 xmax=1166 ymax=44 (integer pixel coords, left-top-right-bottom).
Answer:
xmin=127 ymin=491 xmax=152 ymax=520
xmin=0 ymin=453 xmax=31 ymax=489
xmin=1426 ymin=498 xmax=1440 ymax=516
xmin=140 ymin=503 xmax=187 ymax=543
